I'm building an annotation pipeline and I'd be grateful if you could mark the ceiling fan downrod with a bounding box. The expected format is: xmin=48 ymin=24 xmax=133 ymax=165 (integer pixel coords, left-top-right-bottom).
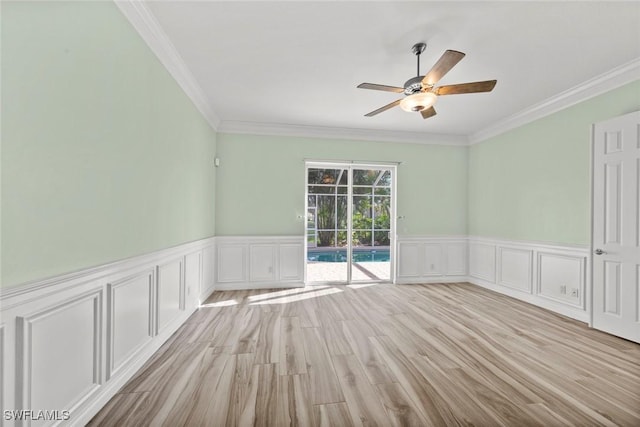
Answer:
xmin=412 ymin=42 xmax=426 ymax=77
xmin=404 ymin=43 xmax=427 ymax=95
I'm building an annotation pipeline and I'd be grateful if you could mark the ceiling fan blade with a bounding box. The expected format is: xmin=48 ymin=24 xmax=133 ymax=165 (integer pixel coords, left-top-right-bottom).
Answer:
xmin=357 ymin=83 xmax=405 ymax=93
xmin=421 ymin=50 xmax=465 ymax=86
xmin=420 ymin=106 xmax=437 ymax=120
xmin=364 ymin=99 xmax=401 ymax=117
xmin=436 ymin=80 xmax=497 ymax=96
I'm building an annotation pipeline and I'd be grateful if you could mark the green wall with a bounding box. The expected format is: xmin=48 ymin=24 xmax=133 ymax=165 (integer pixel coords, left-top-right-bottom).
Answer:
xmin=215 ymin=133 xmax=468 ymax=237
xmin=3 ymin=1 xmax=636 ymax=288
xmin=468 ymin=80 xmax=640 ymax=245
xmin=1 ymin=1 xmax=217 ymax=288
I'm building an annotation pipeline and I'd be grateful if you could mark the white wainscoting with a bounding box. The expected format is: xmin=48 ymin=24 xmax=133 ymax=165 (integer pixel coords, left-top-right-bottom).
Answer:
xmin=396 ymin=236 xmax=468 ymax=284
xmin=218 ymin=235 xmax=590 ymax=323
xmin=215 ymin=236 xmax=304 ymax=290
xmin=468 ymin=236 xmax=589 ymax=322
xmin=0 ymin=237 xmax=215 ymax=427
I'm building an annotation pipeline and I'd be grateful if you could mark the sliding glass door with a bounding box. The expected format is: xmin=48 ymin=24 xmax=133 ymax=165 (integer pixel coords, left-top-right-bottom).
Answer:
xmin=306 ymin=167 xmax=349 ymax=283
xmin=305 ymin=163 xmax=395 ymax=284
xmin=350 ymin=169 xmax=392 ymax=282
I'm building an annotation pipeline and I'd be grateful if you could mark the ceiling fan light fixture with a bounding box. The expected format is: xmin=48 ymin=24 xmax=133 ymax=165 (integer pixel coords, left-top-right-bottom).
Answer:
xmin=399 ymin=91 xmax=437 ymax=112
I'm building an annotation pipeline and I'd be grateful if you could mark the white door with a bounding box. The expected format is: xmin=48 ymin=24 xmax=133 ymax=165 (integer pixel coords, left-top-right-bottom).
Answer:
xmin=592 ymin=110 xmax=640 ymax=343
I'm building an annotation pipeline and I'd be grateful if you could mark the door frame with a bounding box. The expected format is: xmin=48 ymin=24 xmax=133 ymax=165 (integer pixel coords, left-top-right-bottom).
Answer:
xmin=589 ymin=120 xmax=596 ymax=328
xmin=303 ymin=160 xmax=398 ymax=285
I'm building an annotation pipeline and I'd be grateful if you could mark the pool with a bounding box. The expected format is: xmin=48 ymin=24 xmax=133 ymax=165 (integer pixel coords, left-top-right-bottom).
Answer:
xmin=307 ymin=249 xmax=390 ymax=263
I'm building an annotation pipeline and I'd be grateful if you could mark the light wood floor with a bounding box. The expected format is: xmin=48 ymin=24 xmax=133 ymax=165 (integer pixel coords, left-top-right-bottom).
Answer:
xmin=90 ymin=283 xmax=640 ymax=426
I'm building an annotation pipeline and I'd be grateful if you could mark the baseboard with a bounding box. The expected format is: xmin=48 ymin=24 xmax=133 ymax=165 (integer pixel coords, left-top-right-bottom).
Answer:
xmin=395 ymin=276 xmax=468 ymax=285
xmin=199 ymin=283 xmax=216 ymax=302
xmin=468 ymin=277 xmax=589 ymax=323
xmin=0 ymin=237 xmax=215 ymax=427
xmin=214 ymin=281 xmax=304 ymax=291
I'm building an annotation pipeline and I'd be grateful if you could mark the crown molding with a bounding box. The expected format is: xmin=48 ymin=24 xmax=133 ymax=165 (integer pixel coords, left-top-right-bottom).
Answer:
xmin=114 ymin=0 xmax=636 ymax=146
xmin=469 ymin=57 xmax=640 ymax=145
xmin=217 ymin=120 xmax=469 ymax=146
xmin=114 ymin=0 xmax=220 ymax=130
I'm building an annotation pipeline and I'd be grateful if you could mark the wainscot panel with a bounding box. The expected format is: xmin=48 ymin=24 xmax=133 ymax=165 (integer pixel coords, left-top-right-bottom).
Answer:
xmin=497 ymin=247 xmax=533 ymax=292
xmin=469 ymin=241 xmax=497 ymax=282
xmin=468 ymin=237 xmax=589 ymax=322
xmin=396 ymin=236 xmax=468 ymax=284
xmin=200 ymin=245 xmax=216 ymax=301
xmin=16 ymin=290 xmax=102 ymax=426
xmin=156 ymin=258 xmax=184 ymax=334
xmin=0 ymin=237 xmax=215 ymax=427
xmin=215 ymin=236 xmax=304 ymax=290
xmin=107 ymin=269 xmax=154 ymax=380
xmin=184 ymin=251 xmax=202 ymax=312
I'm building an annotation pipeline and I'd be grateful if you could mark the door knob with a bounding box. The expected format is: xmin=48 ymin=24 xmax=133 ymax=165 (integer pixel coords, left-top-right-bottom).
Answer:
xmin=594 ymin=249 xmax=605 ymax=255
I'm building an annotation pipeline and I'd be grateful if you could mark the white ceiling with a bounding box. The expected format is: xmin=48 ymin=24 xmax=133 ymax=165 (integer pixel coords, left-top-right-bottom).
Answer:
xmin=135 ymin=1 xmax=640 ymax=142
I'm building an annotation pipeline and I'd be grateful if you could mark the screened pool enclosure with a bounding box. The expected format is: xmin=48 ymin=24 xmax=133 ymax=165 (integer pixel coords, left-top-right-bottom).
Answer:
xmin=305 ymin=164 xmax=395 ymax=283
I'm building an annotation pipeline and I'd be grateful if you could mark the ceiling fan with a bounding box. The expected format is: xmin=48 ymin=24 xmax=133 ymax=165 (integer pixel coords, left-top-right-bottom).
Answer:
xmin=357 ymin=43 xmax=497 ymax=120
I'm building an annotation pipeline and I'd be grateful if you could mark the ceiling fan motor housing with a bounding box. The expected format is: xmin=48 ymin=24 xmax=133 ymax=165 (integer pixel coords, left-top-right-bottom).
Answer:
xmin=404 ymin=76 xmax=426 ymax=95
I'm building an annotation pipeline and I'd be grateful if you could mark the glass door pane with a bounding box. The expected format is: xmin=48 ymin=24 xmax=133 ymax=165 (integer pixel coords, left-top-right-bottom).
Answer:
xmin=306 ymin=167 xmax=349 ymax=283
xmin=351 ymin=168 xmax=391 ymax=282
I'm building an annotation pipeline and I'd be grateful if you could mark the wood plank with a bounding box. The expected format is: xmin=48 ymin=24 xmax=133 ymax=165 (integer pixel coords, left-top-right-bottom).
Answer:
xmin=254 ymin=363 xmax=279 ymax=427
xmin=86 ymin=392 xmax=150 ymax=426
xmin=277 ymin=374 xmax=314 ymax=427
xmin=314 ymin=402 xmax=354 ymax=427
xmin=322 ymin=320 xmax=354 ymax=356
xmin=332 ymin=354 xmax=391 ymax=426
xmin=254 ymin=311 xmax=281 ymax=364
xmin=375 ymin=382 xmax=429 ymax=427
xmin=232 ymin=307 xmax=262 ymax=354
xmin=302 ymin=327 xmax=345 ymax=404
xmin=226 ymin=353 xmax=259 ymax=426
xmin=342 ymin=319 xmax=397 ymax=385
xmin=279 ymin=316 xmax=307 ymax=375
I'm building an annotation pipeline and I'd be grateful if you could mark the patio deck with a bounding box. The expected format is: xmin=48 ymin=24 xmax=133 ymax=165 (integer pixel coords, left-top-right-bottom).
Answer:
xmin=306 ymin=261 xmax=390 ymax=283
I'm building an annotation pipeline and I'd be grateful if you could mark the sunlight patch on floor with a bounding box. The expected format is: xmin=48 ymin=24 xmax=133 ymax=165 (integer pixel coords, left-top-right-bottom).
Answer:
xmin=346 ymin=282 xmax=381 ymax=289
xmin=247 ymin=286 xmax=329 ymax=302
xmin=200 ymin=299 xmax=238 ymax=308
xmin=249 ymin=286 xmax=343 ymax=305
